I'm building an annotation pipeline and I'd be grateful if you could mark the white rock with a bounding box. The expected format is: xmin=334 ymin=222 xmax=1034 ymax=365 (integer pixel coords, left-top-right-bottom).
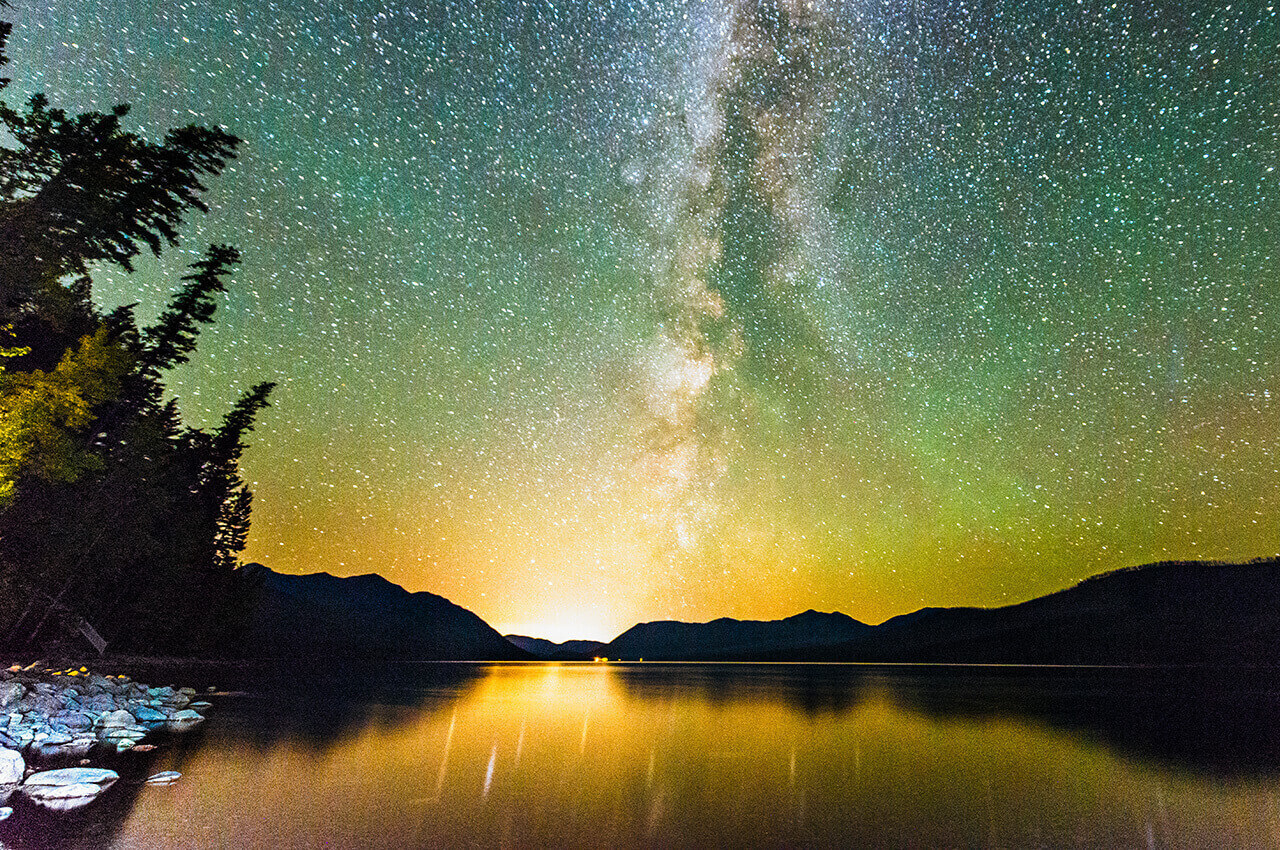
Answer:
xmin=97 ymin=709 xmax=135 ymax=729
xmin=0 ymin=748 xmax=22 ymax=785
xmin=23 ymin=767 xmax=118 ymax=787
xmin=99 ymin=725 xmax=146 ymax=744
xmin=23 ymin=781 xmax=106 ymax=811
xmin=21 ymin=767 xmax=118 ymax=811
xmin=166 ymin=709 xmax=205 ymax=731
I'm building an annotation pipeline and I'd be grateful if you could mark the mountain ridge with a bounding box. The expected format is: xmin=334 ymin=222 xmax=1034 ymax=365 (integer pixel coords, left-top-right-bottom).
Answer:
xmin=505 ymin=635 xmax=608 ymax=659
xmin=602 ymin=557 xmax=1280 ymax=664
xmin=229 ymin=556 xmax=1280 ymax=665
xmin=235 ymin=563 xmax=531 ymax=660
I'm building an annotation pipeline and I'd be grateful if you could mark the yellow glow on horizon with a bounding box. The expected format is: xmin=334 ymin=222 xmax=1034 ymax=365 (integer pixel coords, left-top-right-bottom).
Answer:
xmin=499 ymin=612 xmax=618 ymax=645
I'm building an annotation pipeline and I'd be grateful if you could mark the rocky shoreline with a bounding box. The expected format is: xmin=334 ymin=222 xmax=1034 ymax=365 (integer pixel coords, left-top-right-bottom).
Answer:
xmin=0 ymin=662 xmax=211 ymax=819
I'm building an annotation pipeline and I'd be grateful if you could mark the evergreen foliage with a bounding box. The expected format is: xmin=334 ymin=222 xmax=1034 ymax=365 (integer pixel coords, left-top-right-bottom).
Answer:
xmin=0 ymin=17 xmax=274 ymax=655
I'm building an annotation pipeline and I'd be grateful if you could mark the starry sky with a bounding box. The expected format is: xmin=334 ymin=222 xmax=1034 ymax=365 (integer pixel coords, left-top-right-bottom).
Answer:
xmin=7 ymin=0 xmax=1278 ymax=641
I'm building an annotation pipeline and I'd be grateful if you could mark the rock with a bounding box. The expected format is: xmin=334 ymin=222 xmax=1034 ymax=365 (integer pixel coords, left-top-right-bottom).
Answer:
xmin=22 ymin=692 xmax=61 ymax=714
xmin=98 ymin=725 xmax=145 ymax=744
xmin=23 ymin=781 xmax=107 ymax=811
xmin=166 ymin=709 xmax=205 ymax=731
xmin=145 ymin=770 xmax=181 ymax=785
xmin=96 ymin=709 xmax=135 ymax=730
xmin=94 ymin=676 xmax=124 ymax=696
xmin=41 ymin=728 xmax=73 ymax=746
xmin=0 ymin=682 xmax=25 ymax=708
xmin=24 ymin=767 xmax=118 ymax=787
xmin=132 ymin=705 xmax=168 ymax=723
xmin=32 ymin=737 xmax=94 ymax=761
xmin=0 ymin=805 xmax=11 ymax=820
xmin=0 ymin=748 xmax=22 ymax=784
xmin=188 ymin=700 xmax=213 ymax=710
xmin=149 ymin=687 xmax=191 ymax=709
xmin=21 ymin=767 xmax=118 ymax=811
xmin=50 ymin=711 xmax=93 ymax=731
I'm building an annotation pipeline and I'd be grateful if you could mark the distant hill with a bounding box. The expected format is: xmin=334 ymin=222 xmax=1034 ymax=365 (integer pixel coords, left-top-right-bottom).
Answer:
xmin=603 ymin=558 xmax=1280 ymax=665
xmin=604 ymin=609 xmax=872 ymax=661
xmin=505 ymin=635 xmax=608 ymax=660
xmin=235 ymin=564 xmax=531 ymax=660
xmin=817 ymin=557 xmax=1280 ymax=665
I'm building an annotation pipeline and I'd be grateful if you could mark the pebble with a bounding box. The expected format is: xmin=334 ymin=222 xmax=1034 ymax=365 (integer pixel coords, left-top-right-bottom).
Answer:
xmin=145 ymin=771 xmax=182 ymax=785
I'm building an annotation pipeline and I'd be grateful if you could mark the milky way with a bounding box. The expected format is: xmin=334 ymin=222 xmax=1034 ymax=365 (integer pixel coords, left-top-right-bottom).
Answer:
xmin=9 ymin=0 xmax=1278 ymax=640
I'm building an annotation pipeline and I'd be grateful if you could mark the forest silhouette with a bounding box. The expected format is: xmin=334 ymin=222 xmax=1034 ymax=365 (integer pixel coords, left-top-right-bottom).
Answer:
xmin=0 ymin=17 xmax=273 ymax=655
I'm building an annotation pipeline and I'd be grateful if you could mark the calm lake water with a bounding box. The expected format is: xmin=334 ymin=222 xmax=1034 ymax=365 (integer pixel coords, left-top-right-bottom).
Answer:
xmin=3 ymin=662 xmax=1280 ymax=848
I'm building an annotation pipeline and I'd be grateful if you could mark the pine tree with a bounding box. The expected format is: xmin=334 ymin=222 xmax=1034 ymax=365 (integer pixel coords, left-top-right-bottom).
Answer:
xmin=0 ymin=16 xmax=275 ymax=654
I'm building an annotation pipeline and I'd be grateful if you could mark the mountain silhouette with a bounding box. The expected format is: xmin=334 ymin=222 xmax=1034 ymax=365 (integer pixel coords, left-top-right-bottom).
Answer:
xmin=603 ymin=558 xmax=1280 ymax=664
xmin=235 ymin=563 xmax=530 ymax=660
xmin=605 ymin=609 xmax=871 ymax=660
xmin=505 ymin=635 xmax=608 ymax=660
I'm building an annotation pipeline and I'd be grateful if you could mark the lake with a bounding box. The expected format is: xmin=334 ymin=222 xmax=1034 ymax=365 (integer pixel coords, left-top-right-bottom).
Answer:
xmin=3 ymin=662 xmax=1280 ymax=848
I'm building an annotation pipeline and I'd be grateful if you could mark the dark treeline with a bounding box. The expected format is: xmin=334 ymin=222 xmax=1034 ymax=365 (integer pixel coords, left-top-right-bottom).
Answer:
xmin=0 ymin=17 xmax=274 ymax=655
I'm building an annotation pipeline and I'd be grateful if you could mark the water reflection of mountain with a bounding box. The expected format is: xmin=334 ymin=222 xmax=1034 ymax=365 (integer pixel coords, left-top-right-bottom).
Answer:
xmin=97 ymin=660 xmax=488 ymax=750
xmin=214 ymin=662 xmax=489 ymax=751
xmin=609 ymin=663 xmax=1280 ymax=779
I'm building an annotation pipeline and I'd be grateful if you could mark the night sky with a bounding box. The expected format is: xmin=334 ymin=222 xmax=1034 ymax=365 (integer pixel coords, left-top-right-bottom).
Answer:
xmin=9 ymin=1 xmax=1277 ymax=641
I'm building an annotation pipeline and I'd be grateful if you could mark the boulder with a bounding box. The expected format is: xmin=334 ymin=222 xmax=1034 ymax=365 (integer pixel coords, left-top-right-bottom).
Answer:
xmin=98 ymin=725 xmax=146 ymax=744
xmin=0 ymin=748 xmax=22 ymax=784
xmin=132 ymin=705 xmax=168 ymax=723
xmin=96 ymin=709 xmax=135 ymax=730
xmin=22 ymin=692 xmax=61 ymax=714
xmin=31 ymin=737 xmax=94 ymax=762
xmin=5 ymin=726 xmax=32 ymax=749
xmin=0 ymin=682 xmax=25 ymax=708
xmin=21 ymin=767 xmax=118 ymax=811
xmin=50 ymin=711 xmax=93 ymax=731
xmin=166 ymin=709 xmax=205 ymax=732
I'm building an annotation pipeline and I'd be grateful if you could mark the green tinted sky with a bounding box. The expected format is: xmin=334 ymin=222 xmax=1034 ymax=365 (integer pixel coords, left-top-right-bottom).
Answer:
xmin=9 ymin=0 xmax=1277 ymax=640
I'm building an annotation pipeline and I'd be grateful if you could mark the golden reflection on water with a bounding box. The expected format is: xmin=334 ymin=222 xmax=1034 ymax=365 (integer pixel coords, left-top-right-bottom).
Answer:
xmin=101 ymin=663 xmax=1280 ymax=849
